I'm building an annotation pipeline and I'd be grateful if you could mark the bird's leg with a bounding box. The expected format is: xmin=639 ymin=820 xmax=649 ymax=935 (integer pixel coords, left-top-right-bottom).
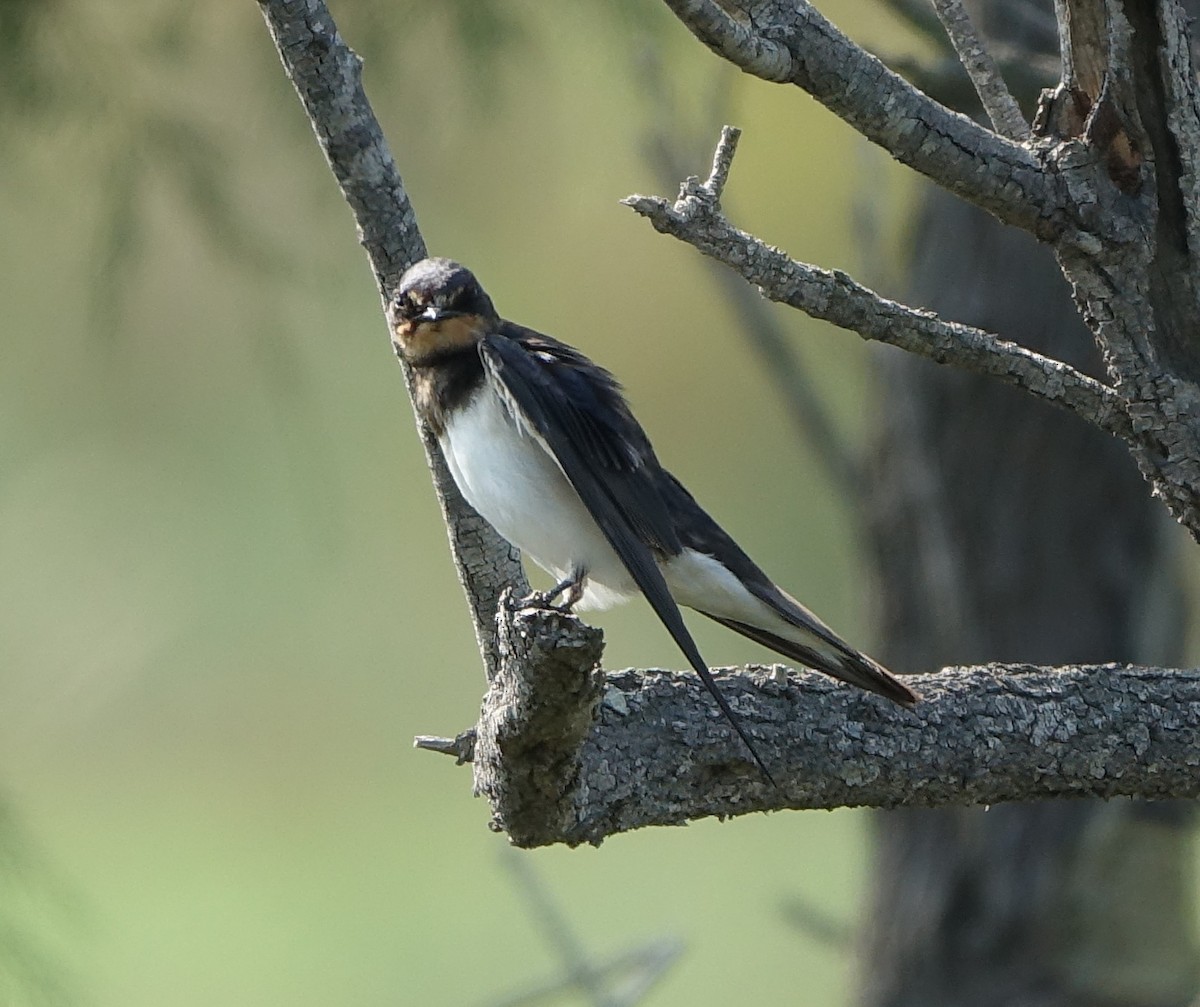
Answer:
xmin=520 ymin=567 xmax=587 ymax=613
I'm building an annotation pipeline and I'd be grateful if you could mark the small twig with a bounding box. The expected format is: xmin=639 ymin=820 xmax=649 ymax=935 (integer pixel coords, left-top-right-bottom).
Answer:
xmin=928 ymin=0 xmax=1030 ymax=139
xmin=703 ymin=124 xmax=740 ymax=198
xmin=413 ymin=729 xmax=476 ymax=762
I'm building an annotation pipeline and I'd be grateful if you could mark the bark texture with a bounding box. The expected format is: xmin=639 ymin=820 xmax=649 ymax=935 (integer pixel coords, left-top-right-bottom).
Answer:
xmin=461 ymin=657 xmax=1200 ymax=848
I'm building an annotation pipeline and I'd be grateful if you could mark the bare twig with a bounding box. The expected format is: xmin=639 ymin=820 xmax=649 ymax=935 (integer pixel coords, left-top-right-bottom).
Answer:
xmin=929 ymin=0 xmax=1030 ymax=138
xmin=701 ymin=124 xmax=740 ymax=197
xmin=413 ymin=729 xmax=476 ymax=762
xmin=623 ymin=150 xmax=1131 ymax=441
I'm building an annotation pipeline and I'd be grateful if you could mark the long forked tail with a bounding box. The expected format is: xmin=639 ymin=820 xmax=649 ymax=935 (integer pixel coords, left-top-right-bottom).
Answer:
xmin=624 ymin=571 xmax=779 ymax=787
xmin=704 ymin=615 xmax=920 ymax=708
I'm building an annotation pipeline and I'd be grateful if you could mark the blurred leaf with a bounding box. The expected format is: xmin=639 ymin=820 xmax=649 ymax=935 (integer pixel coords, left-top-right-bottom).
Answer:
xmin=146 ymin=115 xmax=282 ymax=277
xmin=0 ymin=0 xmax=60 ymax=120
xmin=0 ymin=802 xmax=78 ymax=1007
xmin=91 ymin=136 xmax=143 ymax=340
xmin=0 ymin=920 xmax=74 ymax=1007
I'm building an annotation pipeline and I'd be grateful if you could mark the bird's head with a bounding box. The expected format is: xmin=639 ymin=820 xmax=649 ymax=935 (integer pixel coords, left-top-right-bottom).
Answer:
xmin=391 ymin=258 xmax=497 ymax=364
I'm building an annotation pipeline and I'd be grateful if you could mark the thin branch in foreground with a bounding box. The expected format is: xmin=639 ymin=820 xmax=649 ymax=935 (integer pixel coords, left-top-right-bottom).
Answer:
xmin=622 ymin=133 xmax=1132 ymax=441
xmin=929 ymin=0 xmax=1030 ymax=139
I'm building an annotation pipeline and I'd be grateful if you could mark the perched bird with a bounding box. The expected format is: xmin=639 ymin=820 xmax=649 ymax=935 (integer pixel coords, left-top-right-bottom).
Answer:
xmin=392 ymin=257 xmax=919 ymax=783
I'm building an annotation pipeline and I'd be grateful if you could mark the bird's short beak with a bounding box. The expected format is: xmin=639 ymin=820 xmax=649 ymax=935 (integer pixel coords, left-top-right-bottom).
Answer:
xmin=420 ymin=305 xmax=463 ymax=323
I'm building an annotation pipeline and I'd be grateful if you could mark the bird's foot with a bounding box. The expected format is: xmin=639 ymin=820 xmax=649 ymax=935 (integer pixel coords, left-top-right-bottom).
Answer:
xmin=519 ymin=570 xmax=586 ymax=613
xmin=518 ymin=588 xmax=567 ymax=612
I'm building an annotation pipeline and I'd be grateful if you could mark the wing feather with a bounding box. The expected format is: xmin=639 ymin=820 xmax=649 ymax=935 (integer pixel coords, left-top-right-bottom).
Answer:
xmin=480 ymin=328 xmax=776 ymax=784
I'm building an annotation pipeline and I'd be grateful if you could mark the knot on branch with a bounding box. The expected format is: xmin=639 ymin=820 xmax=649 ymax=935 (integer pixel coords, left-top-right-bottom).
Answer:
xmin=473 ymin=589 xmax=606 ymax=847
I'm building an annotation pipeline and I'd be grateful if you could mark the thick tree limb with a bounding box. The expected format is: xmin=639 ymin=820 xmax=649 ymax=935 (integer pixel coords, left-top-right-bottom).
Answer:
xmin=658 ymin=0 xmax=1066 ymax=239
xmin=448 ymin=610 xmax=1200 ymax=847
xmin=622 ymin=138 xmax=1132 ymax=440
xmin=257 ymin=0 xmax=526 ymax=678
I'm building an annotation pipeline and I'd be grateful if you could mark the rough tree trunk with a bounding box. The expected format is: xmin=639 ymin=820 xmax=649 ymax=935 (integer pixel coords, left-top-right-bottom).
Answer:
xmin=860 ymin=91 xmax=1197 ymax=1007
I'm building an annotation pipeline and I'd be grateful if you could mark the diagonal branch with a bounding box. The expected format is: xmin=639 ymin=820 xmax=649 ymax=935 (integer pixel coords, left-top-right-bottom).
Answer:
xmin=658 ymin=0 xmax=1067 ymax=239
xmin=622 ymin=135 xmax=1132 ymax=441
xmin=257 ymin=0 xmax=526 ymax=678
xmin=929 ymin=0 xmax=1031 ymax=139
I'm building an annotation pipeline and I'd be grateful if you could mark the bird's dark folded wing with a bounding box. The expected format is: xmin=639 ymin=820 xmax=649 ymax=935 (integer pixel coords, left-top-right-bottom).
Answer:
xmin=480 ymin=326 xmax=680 ymax=558
xmin=480 ymin=329 xmax=776 ymax=783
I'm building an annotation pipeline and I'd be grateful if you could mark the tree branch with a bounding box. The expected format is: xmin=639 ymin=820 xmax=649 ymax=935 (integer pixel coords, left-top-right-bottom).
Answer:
xmin=457 ymin=653 xmax=1200 ymax=848
xmin=655 ymin=0 xmax=1200 ymax=543
xmin=622 ymin=147 xmax=1132 ymax=440
xmin=658 ymin=0 xmax=1067 ymax=239
xmin=929 ymin=0 xmax=1031 ymax=138
xmin=257 ymin=0 xmax=527 ymax=678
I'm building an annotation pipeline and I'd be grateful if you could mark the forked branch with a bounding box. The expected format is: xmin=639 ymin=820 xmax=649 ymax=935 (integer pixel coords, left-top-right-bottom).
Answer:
xmin=624 ymin=130 xmax=1131 ymax=440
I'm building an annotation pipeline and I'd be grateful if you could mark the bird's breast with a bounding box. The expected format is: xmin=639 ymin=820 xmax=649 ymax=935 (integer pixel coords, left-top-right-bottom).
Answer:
xmin=439 ymin=387 xmax=635 ymax=608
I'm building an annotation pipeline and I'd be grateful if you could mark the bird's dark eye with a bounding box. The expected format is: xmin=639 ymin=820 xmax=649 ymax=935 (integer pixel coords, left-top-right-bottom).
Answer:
xmin=396 ymin=290 xmax=421 ymax=319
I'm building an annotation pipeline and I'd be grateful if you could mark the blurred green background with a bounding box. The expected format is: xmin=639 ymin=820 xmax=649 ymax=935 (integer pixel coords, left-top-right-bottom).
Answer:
xmin=0 ymin=1 xmax=1017 ymax=1004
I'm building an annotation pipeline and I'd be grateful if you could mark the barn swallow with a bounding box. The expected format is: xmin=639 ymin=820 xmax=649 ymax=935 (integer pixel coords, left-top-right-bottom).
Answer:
xmin=392 ymin=257 xmax=919 ymax=785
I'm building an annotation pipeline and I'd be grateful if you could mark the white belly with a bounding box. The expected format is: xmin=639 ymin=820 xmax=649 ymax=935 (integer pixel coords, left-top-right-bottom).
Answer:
xmin=439 ymin=388 xmax=636 ymax=609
